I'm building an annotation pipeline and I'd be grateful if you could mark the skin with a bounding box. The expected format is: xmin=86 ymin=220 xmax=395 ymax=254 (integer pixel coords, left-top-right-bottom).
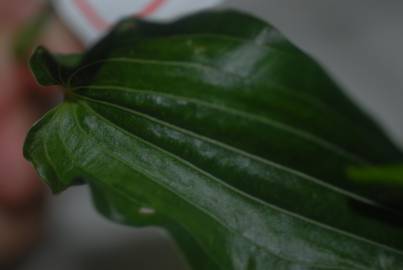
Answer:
xmin=0 ymin=0 xmax=83 ymax=266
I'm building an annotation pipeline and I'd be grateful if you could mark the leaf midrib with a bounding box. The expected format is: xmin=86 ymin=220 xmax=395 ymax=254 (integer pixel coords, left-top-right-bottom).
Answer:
xmin=65 ymin=56 xmax=373 ymax=164
xmin=70 ymin=82 xmax=367 ymax=166
xmin=66 ymin=54 xmax=339 ymax=123
xmin=74 ymin=81 xmax=365 ymax=149
xmin=72 ymin=92 xmax=383 ymax=208
xmin=65 ymin=56 xmax=381 ymax=161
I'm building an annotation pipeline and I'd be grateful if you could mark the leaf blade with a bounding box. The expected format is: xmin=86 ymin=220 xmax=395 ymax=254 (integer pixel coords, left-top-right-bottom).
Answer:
xmin=26 ymin=10 xmax=403 ymax=270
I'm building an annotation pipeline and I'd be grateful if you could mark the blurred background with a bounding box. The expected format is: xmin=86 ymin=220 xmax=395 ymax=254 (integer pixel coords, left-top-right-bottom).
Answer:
xmin=0 ymin=0 xmax=402 ymax=269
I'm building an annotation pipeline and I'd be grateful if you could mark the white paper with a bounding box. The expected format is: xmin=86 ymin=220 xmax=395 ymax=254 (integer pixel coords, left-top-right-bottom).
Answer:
xmin=53 ymin=0 xmax=224 ymax=45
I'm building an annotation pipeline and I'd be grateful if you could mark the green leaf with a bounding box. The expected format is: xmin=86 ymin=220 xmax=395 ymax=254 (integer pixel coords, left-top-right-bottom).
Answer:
xmin=349 ymin=165 xmax=403 ymax=208
xmin=25 ymin=10 xmax=403 ymax=270
xmin=350 ymin=165 xmax=403 ymax=184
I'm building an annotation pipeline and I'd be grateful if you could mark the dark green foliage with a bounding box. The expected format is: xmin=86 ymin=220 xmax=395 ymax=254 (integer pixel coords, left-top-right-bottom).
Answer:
xmin=25 ymin=10 xmax=403 ymax=270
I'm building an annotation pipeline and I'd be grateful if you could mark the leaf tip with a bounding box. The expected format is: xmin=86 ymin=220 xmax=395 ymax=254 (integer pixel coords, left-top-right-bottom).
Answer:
xmin=29 ymin=46 xmax=61 ymax=86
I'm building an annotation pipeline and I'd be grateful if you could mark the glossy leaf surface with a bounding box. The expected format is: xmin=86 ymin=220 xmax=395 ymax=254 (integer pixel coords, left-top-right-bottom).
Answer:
xmin=25 ymin=10 xmax=403 ymax=270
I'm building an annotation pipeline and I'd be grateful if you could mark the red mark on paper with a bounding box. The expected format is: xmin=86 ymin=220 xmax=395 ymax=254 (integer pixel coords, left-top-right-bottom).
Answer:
xmin=74 ymin=0 xmax=167 ymax=31
xmin=137 ymin=0 xmax=166 ymax=18
xmin=74 ymin=0 xmax=108 ymax=30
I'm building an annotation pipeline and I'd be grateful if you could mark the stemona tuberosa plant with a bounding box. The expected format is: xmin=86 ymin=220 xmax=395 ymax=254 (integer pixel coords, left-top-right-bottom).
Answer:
xmin=25 ymin=10 xmax=403 ymax=270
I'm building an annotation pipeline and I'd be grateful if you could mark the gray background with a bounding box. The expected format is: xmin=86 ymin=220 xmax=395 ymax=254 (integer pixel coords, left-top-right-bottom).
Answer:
xmin=21 ymin=1 xmax=403 ymax=269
